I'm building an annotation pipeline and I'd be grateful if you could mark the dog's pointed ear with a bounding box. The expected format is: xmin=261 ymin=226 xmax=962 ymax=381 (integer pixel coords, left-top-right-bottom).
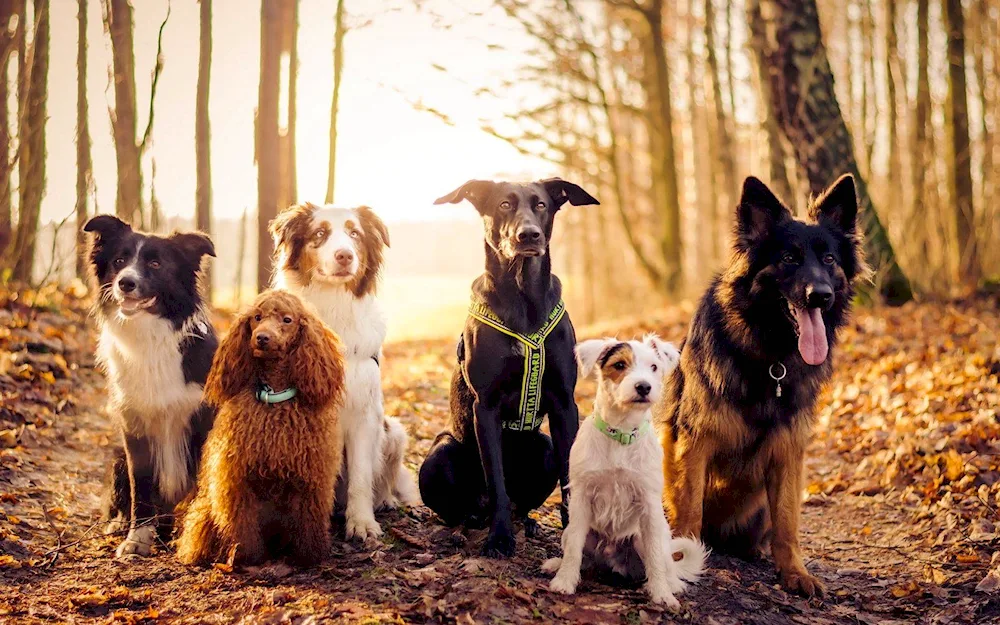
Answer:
xmin=736 ymin=176 xmax=792 ymax=241
xmin=170 ymin=232 xmax=216 ymax=266
xmin=644 ymin=334 xmax=680 ymax=374
xmin=812 ymin=174 xmax=858 ymax=235
xmin=576 ymin=338 xmax=619 ymax=379
xmin=433 ymin=180 xmax=496 ymax=213
xmin=541 ymin=178 xmax=600 ymax=209
xmin=84 ymin=215 xmax=131 ymax=242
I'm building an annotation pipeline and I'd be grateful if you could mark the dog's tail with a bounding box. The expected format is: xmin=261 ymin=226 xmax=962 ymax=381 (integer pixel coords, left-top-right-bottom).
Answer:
xmin=384 ymin=416 xmax=421 ymax=506
xmin=669 ymin=536 xmax=708 ymax=582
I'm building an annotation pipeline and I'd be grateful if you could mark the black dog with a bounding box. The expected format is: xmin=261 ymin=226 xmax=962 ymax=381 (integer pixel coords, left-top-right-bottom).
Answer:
xmin=419 ymin=178 xmax=599 ymax=557
xmin=657 ymin=174 xmax=864 ymax=596
xmin=84 ymin=215 xmax=217 ymax=557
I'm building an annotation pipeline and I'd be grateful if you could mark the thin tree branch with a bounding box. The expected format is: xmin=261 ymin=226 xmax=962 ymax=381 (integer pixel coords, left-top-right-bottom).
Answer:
xmin=138 ymin=0 xmax=170 ymax=156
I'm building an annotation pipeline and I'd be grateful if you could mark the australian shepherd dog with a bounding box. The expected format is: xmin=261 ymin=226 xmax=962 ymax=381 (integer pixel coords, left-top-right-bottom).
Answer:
xmin=84 ymin=215 xmax=217 ymax=557
xmin=269 ymin=203 xmax=419 ymax=543
xmin=656 ymin=175 xmax=864 ymax=596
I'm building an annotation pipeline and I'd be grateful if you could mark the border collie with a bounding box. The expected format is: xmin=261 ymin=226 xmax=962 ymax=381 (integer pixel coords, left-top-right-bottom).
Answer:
xmin=544 ymin=336 xmax=705 ymax=607
xmin=84 ymin=215 xmax=217 ymax=557
xmin=269 ymin=203 xmax=419 ymax=542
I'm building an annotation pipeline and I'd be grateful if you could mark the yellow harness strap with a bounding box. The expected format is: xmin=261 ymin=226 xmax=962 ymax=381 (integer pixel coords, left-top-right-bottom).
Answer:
xmin=468 ymin=299 xmax=567 ymax=432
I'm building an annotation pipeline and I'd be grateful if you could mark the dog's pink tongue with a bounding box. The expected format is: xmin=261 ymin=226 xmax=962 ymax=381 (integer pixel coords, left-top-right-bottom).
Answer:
xmin=795 ymin=307 xmax=828 ymax=366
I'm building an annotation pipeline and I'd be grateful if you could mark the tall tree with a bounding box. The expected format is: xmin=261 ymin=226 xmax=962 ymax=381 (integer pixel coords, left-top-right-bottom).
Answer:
xmin=282 ymin=0 xmax=297 ymax=208
xmin=104 ymin=0 xmax=142 ymax=226
xmin=911 ymin=0 xmax=931 ymax=257
xmin=196 ymin=0 xmax=212 ymax=298
xmin=758 ymin=0 xmax=912 ymax=303
xmin=257 ymin=0 xmax=282 ymax=291
xmin=11 ymin=0 xmax=49 ymax=283
xmin=747 ymin=0 xmax=792 ymax=202
xmin=704 ymin=0 xmax=737 ymax=247
xmin=0 ymin=0 xmax=14 ymax=258
xmin=75 ymin=0 xmax=92 ymax=279
xmin=325 ymin=0 xmax=346 ymax=204
xmin=884 ymin=0 xmax=901 ymax=207
xmin=942 ymin=0 xmax=981 ymax=285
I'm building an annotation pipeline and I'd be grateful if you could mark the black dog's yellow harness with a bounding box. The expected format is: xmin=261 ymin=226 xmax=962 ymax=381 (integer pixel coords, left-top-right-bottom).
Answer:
xmin=467 ymin=299 xmax=566 ymax=432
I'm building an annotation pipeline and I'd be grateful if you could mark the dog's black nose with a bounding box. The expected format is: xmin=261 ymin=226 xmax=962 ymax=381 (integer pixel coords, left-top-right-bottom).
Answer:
xmin=118 ymin=276 xmax=137 ymax=293
xmin=516 ymin=226 xmax=542 ymax=243
xmin=256 ymin=334 xmax=271 ymax=347
xmin=806 ymin=284 xmax=834 ymax=309
xmin=635 ymin=381 xmax=651 ymax=397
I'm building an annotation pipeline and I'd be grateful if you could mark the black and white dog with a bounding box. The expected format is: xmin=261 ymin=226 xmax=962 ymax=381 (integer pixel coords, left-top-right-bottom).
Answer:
xmin=84 ymin=215 xmax=217 ymax=557
xmin=419 ymin=178 xmax=599 ymax=557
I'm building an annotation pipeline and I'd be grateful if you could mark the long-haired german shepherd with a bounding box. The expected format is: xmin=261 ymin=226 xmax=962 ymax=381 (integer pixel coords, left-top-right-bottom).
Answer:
xmin=656 ymin=174 xmax=864 ymax=597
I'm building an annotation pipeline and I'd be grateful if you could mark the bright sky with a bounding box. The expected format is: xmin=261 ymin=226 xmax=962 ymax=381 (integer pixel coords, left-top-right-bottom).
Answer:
xmin=43 ymin=0 xmax=549 ymax=225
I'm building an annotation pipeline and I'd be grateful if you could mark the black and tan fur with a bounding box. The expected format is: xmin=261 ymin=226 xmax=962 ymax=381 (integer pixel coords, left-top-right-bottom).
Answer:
xmin=655 ymin=174 xmax=864 ymax=597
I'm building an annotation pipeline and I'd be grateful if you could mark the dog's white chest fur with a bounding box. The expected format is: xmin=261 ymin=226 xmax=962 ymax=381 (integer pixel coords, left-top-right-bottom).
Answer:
xmin=96 ymin=313 xmax=204 ymax=503
xmin=278 ymin=281 xmax=386 ymax=362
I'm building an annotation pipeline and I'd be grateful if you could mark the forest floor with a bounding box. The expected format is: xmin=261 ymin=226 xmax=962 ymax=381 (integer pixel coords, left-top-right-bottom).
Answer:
xmin=2 ymin=285 xmax=1000 ymax=624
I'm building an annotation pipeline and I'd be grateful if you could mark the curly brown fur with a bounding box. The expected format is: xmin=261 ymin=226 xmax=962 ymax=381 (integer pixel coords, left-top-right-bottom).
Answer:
xmin=177 ymin=290 xmax=346 ymax=567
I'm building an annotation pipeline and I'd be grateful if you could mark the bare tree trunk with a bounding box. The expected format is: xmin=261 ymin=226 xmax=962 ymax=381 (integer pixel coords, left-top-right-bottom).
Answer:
xmin=11 ymin=0 xmax=48 ymax=283
xmin=196 ymin=0 xmax=212 ymax=299
xmin=943 ymin=0 xmax=981 ymax=286
xmin=105 ymin=0 xmax=142 ymax=227
xmin=0 ymin=0 xmax=14 ymax=258
xmin=911 ymin=0 xmax=931 ymax=263
xmin=257 ymin=0 xmax=282 ymax=292
xmin=971 ymin=0 xmax=993 ymax=231
xmin=236 ymin=208 xmax=248 ymax=307
xmin=885 ymin=0 xmax=901 ymax=207
xmin=687 ymin=0 xmax=718 ymax=272
xmin=704 ymin=0 xmax=737 ymax=227
xmin=861 ymin=0 xmax=877 ymax=174
xmin=325 ymin=0 xmax=346 ymax=204
xmin=285 ymin=0 xmax=297 ymax=206
xmin=75 ymin=0 xmax=92 ymax=279
xmin=747 ymin=0 xmax=792 ymax=202
xmin=759 ymin=0 xmax=912 ymax=303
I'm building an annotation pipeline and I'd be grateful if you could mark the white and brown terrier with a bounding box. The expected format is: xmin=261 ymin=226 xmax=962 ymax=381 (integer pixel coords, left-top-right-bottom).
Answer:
xmin=269 ymin=204 xmax=419 ymax=543
xmin=544 ymin=335 xmax=706 ymax=608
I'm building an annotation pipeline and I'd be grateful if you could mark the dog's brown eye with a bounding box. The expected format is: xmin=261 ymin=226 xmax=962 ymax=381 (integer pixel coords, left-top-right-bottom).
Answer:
xmin=500 ymin=200 xmax=511 ymax=211
xmin=148 ymin=260 xmax=160 ymax=269
xmin=781 ymin=252 xmax=797 ymax=264
xmin=613 ymin=361 xmax=626 ymax=371
xmin=535 ymin=202 xmax=545 ymax=211
xmin=823 ymin=254 xmax=835 ymax=265
xmin=283 ymin=316 xmax=292 ymax=324
xmin=114 ymin=258 xmax=125 ymax=267
xmin=651 ymin=364 xmax=658 ymax=372
xmin=254 ymin=314 xmax=262 ymax=322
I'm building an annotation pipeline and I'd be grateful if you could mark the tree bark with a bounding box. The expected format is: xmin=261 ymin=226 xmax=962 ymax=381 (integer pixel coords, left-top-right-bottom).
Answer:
xmin=105 ymin=0 xmax=142 ymax=226
xmin=970 ymin=0 xmax=993 ymax=236
xmin=75 ymin=0 xmax=92 ymax=279
xmin=11 ymin=0 xmax=48 ymax=283
xmin=942 ymin=0 xmax=981 ymax=285
xmin=884 ymin=0 xmax=901 ymax=208
xmin=704 ymin=0 xmax=737 ymax=245
xmin=325 ymin=0 xmax=346 ymax=204
xmin=0 ymin=0 xmax=14 ymax=258
xmin=196 ymin=0 xmax=212 ymax=298
xmin=284 ymin=0 xmax=297 ymax=207
xmin=747 ymin=0 xmax=792 ymax=203
xmin=257 ymin=0 xmax=282 ymax=292
xmin=759 ymin=0 xmax=912 ymax=304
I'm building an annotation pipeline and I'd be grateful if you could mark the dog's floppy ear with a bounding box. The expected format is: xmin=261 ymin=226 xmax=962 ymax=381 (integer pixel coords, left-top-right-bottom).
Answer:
xmin=84 ymin=214 xmax=131 ymax=242
xmin=433 ymin=180 xmax=496 ymax=213
xmin=736 ymin=176 xmax=792 ymax=241
xmin=644 ymin=334 xmax=680 ymax=374
xmin=811 ymin=174 xmax=858 ymax=235
xmin=170 ymin=232 xmax=216 ymax=266
xmin=289 ymin=312 xmax=346 ymax=409
xmin=576 ymin=338 xmax=620 ymax=379
xmin=541 ymin=178 xmax=600 ymax=209
xmin=204 ymin=310 xmax=255 ymax=405
xmin=357 ymin=205 xmax=390 ymax=248
xmin=270 ymin=203 xmax=316 ymax=247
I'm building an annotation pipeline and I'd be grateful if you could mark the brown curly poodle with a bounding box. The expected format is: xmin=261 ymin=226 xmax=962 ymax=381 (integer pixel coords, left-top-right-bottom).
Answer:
xmin=177 ymin=290 xmax=345 ymax=566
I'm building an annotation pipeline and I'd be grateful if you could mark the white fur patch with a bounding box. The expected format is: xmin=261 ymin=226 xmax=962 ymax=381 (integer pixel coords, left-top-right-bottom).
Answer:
xmin=97 ymin=310 xmax=206 ymax=505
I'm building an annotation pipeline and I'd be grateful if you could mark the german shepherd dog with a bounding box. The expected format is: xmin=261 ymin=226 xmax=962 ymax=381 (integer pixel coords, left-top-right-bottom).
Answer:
xmin=656 ymin=174 xmax=863 ymax=596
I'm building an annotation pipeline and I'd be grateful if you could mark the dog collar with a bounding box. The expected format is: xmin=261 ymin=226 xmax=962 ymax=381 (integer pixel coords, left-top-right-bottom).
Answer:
xmin=467 ymin=298 xmax=566 ymax=432
xmin=255 ymin=384 xmax=298 ymax=404
xmin=593 ymin=413 xmax=650 ymax=445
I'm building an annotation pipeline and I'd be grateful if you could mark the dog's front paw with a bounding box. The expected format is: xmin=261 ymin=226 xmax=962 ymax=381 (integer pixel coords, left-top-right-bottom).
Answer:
xmin=482 ymin=526 xmax=516 ymax=558
xmin=345 ymin=513 xmax=383 ymax=543
xmin=541 ymin=557 xmax=562 ymax=574
xmin=549 ymin=569 xmax=579 ymax=595
xmin=103 ymin=514 xmax=126 ymax=536
xmin=647 ymin=583 xmax=681 ymax=610
xmin=115 ymin=526 xmax=155 ymax=558
xmin=779 ymin=567 xmax=826 ymax=597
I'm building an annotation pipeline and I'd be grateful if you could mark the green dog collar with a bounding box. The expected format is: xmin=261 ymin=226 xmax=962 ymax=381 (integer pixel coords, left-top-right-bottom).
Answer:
xmin=593 ymin=413 xmax=650 ymax=445
xmin=256 ymin=384 xmax=298 ymax=404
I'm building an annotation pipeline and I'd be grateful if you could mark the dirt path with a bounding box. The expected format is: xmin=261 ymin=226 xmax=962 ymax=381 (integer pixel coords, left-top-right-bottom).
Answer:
xmin=1 ymin=296 xmax=998 ymax=623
